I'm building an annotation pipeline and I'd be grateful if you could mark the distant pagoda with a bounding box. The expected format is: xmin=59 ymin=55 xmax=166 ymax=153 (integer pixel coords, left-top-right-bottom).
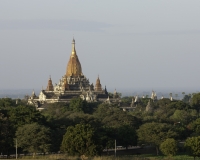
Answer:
xmin=28 ymin=39 xmax=114 ymax=108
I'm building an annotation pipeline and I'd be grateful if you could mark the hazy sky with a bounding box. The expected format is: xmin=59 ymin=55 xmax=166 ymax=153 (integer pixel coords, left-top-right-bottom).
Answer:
xmin=0 ymin=0 xmax=200 ymax=93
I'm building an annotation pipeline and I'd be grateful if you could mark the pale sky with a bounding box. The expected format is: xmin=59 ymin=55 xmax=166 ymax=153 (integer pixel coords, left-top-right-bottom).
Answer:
xmin=0 ymin=0 xmax=200 ymax=93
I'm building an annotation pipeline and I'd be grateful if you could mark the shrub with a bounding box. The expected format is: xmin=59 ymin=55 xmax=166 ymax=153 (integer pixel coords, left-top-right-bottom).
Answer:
xmin=160 ymin=138 xmax=178 ymax=156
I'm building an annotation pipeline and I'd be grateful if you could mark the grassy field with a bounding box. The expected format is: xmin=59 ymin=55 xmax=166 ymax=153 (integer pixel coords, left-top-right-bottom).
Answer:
xmin=0 ymin=154 xmax=197 ymax=160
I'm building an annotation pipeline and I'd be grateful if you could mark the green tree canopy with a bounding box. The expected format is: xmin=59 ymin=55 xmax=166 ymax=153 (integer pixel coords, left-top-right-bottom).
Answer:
xmin=191 ymin=93 xmax=200 ymax=115
xmin=170 ymin=109 xmax=197 ymax=125
xmin=160 ymin=138 xmax=178 ymax=157
xmin=0 ymin=113 xmax=14 ymax=155
xmin=183 ymin=94 xmax=192 ymax=103
xmin=69 ymin=98 xmax=89 ymax=113
xmin=168 ymin=101 xmax=191 ymax=110
xmin=94 ymin=104 xmax=140 ymax=128
xmin=8 ymin=105 xmax=46 ymax=128
xmin=0 ymin=98 xmax=15 ymax=108
xmin=185 ymin=136 xmax=200 ymax=160
xmin=15 ymin=123 xmax=51 ymax=157
xmin=156 ymin=98 xmax=172 ymax=107
xmin=116 ymin=125 xmax=137 ymax=149
xmin=121 ymin=96 xmax=132 ymax=105
xmin=188 ymin=118 xmax=200 ymax=136
xmin=137 ymin=122 xmax=177 ymax=155
xmin=67 ymin=112 xmax=100 ymax=127
xmin=61 ymin=124 xmax=103 ymax=157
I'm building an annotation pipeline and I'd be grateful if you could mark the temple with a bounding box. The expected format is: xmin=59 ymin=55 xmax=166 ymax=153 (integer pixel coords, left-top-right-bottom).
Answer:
xmin=28 ymin=39 xmax=111 ymax=108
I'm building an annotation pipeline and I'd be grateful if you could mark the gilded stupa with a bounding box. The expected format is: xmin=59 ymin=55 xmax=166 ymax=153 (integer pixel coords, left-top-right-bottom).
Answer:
xmin=66 ymin=39 xmax=82 ymax=77
xmin=28 ymin=39 xmax=110 ymax=108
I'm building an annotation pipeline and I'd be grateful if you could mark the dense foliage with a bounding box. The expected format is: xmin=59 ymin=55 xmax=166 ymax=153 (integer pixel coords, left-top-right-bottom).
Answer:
xmin=0 ymin=93 xmax=200 ymax=158
xmin=15 ymin=123 xmax=51 ymax=157
xmin=185 ymin=136 xmax=200 ymax=159
xmin=137 ymin=122 xmax=177 ymax=155
xmin=160 ymin=138 xmax=178 ymax=156
xmin=61 ymin=124 xmax=102 ymax=156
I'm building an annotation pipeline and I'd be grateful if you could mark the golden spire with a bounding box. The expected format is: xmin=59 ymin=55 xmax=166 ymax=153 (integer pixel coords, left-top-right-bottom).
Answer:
xmin=66 ymin=38 xmax=82 ymax=77
xmin=71 ymin=38 xmax=76 ymax=56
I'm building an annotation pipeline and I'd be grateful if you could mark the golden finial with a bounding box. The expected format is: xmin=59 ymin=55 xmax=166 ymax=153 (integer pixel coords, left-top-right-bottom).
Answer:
xmin=71 ymin=38 xmax=76 ymax=56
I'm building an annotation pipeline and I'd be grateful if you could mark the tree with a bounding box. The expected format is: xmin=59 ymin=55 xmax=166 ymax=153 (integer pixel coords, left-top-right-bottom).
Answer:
xmin=94 ymin=104 xmax=140 ymax=128
xmin=185 ymin=136 xmax=200 ymax=160
xmin=61 ymin=124 xmax=103 ymax=157
xmin=69 ymin=98 xmax=89 ymax=113
xmin=15 ymin=123 xmax=51 ymax=157
xmin=156 ymin=98 xmax=172 ymax=107
xmin=68 ymin=112 xmax=100 ymax=127
xmin=102 ymin=110 xmax=139 ymax=128
xmin=191 ymin=93 xmax=200 ymax=116
xmin=170 ymin=109 xmax=197 ymax=125
xmin=160 ymin=138 xmax=178 ymax=157
xmin=168 ymin=101 xmax=191 ymax=110
xmin=183 ymin=94 xmax=192 ymax=103
xmin=188 ymin=118 xmax=200 ymax=136
xmin=98 ymin=127 xmax=116 ymax=151
xmin=121 ymin=96 xmax=132 ymax=105
xmin=0 ymin=98 xmax=15 ymax=108
xmin=0 ymin=113 xmax=14 ymax=157
xmin=8 ymin=105 xmax=46 ymax=128
xmin=116 ymin=125 xmax=137 ymax=149
xmin=137 ymin=122 xmax=177 ymax=155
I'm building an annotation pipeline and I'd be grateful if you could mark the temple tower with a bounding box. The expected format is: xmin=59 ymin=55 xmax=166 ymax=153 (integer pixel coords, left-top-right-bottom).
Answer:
xmin=95 ymin=76 xmax=102 ymax=91
xmin=66 ymin=39 xmax=82 ymax=77
xmin=46 ymin=76 xmax=54 ymax=91
xmin=105 ymin=86 xmax=108 ymax=95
